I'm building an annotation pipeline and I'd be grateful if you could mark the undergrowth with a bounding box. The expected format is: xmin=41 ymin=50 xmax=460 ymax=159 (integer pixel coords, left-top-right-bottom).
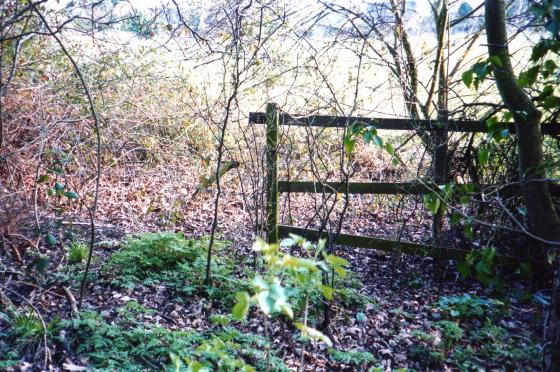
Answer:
xmin=0 ymin=308 xmax=59 ymax=368
xmin=59 ymin=309 xmax=288 ymax=371
xmin=408 ymin=294 xmax=540 ymax=370
xmin=102 ymin=232 xmax=250 ymax=306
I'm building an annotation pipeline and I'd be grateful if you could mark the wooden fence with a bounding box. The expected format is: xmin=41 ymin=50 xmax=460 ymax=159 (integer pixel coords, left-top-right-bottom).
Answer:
xmin=249 ymin=103 xmax=560 ymax=260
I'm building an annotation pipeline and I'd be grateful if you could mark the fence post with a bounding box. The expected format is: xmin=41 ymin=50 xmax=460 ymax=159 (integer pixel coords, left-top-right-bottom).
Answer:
xmin=433 ymin=109 xmax=449 ymax=242
xmin=265 ymin=103 xmax=279 ymax=244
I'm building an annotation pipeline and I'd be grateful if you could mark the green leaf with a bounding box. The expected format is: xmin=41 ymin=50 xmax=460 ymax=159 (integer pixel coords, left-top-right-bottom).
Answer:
xmin=451 ymin=212 xmax=462 ymax=225
xmin=64 ymin=191 xmax=79 ymax=199
xmin=28 ymin=255 xmax=49 ymax=274
xmin=544 ymin=59 xmax=557 ymax=73
xmin=252 ymin=279 xmax=292 ymax=317
xmin=543 ymin=96 xmax=560 ymax=110
xmin=475 ymin=260 xmax=491 ymax=275
xmin=343 ymin=136 xmax=356 ymax=156
xmin=539 ymin=85 xmax=554 ymax=99
xmin=324 ymin=254 xmax=348 ymax=278
xmin=37 ymin=174 xmax=50 ymax=183
xmin=464 ymin=224 xmax=473 ymax=239
xmin=356 ymin=311 xmax=367 ymax=323
xmin=54 ymin=182 xmax=65 ymax=192
xmin=462 ymin=70 xmax=473 ymax=87
xmin=385 ymin=142 xmax=395 ymax=156
xmin=46 ymin=234 xmax=57 ymax=247
xmin=518 ymin=65 xmax=540 ymax=87
xmin=478 ymin=148 xmax=489 ymax=166
xmin=372 ymin=135 xmax=383 ymax=148
xmin=423 ymin=194 xmax=441 ymax=214
xmin=457 ymin=261 xmax=471 ymax=277
xmin=232 ymin=291 xmax=250 ymax=320
xmin=190 ymin=361 xmax=210 ymax=372
xmin=281 ymin=255 xmax=317 ymax=271
xmin=295 ymin=322 xmax=333 ymax=346
xmin=531 ymin=40 xmax=549 ymax=61
xmin=488 ymin=55 xmax=503 ymax=68
xmin=319 ymin=284 xmax=334 ymax=300
xmin=518 ymin=261 xmax=532 ymax=278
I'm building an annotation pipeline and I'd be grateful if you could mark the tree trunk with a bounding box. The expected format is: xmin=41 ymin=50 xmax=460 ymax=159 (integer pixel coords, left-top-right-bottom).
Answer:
xmin=485 ymin=1 xmax=560 ymax=369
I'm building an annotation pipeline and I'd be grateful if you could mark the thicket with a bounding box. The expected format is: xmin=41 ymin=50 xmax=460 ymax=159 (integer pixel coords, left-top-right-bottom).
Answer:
xmin=1 ymin=0 xmax=559 ymax=370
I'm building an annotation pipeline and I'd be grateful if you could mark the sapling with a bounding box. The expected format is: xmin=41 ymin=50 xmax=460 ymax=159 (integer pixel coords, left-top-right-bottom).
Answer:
xmin=232 ymin=235 xmax=348 ymax=371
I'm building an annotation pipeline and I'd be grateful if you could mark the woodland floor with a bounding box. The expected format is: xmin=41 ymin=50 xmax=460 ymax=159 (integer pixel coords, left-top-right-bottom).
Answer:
xmin=0 ymin=188 xmax=549 ymax=371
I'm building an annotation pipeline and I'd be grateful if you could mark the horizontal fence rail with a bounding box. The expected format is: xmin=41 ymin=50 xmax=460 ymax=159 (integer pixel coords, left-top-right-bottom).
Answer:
xmin=278 ymin=225 xmax=522 ymax=263
xmin=278 ymin=181 xmax=560 ymax=197
xmin=249 ymin=112 xmax=560 ymax=135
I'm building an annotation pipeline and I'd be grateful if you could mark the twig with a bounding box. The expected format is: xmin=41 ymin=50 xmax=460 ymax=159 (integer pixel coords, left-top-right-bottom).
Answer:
xmin=62 ymin=286 xmax=79 ymax=317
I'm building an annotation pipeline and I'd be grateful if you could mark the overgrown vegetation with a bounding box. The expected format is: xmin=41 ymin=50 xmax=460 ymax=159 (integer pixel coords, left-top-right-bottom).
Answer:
xmin=102 ymin=232 xmax=249 ymax=306
xmin=1 ymin=0 xmax=559 ymax=369
xmin=407 ymin=294 xmax=540 ymax=369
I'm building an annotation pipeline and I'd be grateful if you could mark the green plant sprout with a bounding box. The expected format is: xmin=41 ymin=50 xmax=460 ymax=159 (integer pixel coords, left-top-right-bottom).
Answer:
xmin=232 ymin=234 xmax=349 ymax=370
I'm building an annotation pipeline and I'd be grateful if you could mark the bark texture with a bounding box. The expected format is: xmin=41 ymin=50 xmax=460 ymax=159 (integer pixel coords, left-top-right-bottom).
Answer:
xmin=485 ymin=1 xmax=560 ymax=369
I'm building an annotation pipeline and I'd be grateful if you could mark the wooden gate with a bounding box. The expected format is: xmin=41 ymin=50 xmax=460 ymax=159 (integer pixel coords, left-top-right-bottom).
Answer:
xmin=249 ymin=103 xmax=560 ymax=261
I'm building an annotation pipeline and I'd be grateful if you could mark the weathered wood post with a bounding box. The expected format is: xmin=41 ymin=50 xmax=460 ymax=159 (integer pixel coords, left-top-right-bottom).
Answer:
xmin=432 ymin=109 xmax=448 ymax=243
xmin=265 ymin=103 xmax=279 ymax=244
